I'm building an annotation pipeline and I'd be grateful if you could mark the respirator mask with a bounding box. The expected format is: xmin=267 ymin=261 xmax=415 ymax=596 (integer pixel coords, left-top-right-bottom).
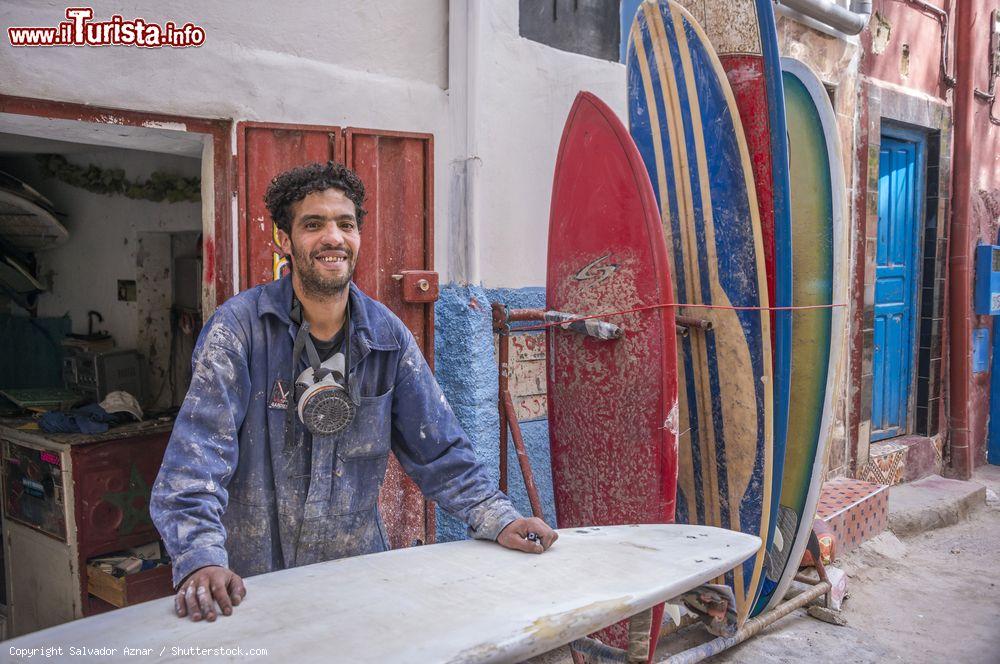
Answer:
xmin=290 ymin=298 xmax=357 ymax=437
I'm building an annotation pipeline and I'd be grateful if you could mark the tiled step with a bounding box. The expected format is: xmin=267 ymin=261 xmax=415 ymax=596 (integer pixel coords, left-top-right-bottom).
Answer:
xmin=858 ymin=435 xmax=943 ymax=486
xmin=815 ymin=477 xmax=889 ymax=555
xmin=858 ymin=440 xmax=907 ymax=485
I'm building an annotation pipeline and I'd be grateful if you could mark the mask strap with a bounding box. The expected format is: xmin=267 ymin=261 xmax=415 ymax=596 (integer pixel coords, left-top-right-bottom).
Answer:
xmin=302 ymin=321 xmax=325 ymax=375
xmin=344 ymin=298 xmax=358 ymax=405
xmin=284 ymin=319 xmax=310 ymax=452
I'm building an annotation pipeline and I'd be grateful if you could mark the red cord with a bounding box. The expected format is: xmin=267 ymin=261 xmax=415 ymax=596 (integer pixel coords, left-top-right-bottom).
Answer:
xmin=512 ymin=301 xmax=846 ymax=333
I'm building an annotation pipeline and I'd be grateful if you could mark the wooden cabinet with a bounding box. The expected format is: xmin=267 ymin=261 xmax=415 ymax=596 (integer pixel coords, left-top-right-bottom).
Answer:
xmin=0 ymin=421 xmax=174 ymax=636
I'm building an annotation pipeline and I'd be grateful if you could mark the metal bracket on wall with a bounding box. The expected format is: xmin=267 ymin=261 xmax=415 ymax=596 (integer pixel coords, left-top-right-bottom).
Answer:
xmin=972 ymin=9 xmax=1000 ymax=126
xmin=491 ymin=302 xmax=544 ymax=518
xmin=904 ymin=0 xmax=957 ymax=89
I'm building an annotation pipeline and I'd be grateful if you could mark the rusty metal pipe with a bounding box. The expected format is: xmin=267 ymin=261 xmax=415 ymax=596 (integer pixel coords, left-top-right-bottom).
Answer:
xmin=508 ymin=308 xmax=546 ymax=322
xmin=949 ymin=0 xmax=975 ymax=480
xmin=503 ymin=390 xmax=544 ymax=518
xmin=661 ymin=581 xmax=832 ymax=664
xmin=675 ymin=315 xmax=713 ymax=331
xmin=492 ymin=302 xmax=546 ymax=499
xmin=492 ymin=303 xmax=510 ymax=493
xmin=498 ymin=329 xmax=510 ymax=494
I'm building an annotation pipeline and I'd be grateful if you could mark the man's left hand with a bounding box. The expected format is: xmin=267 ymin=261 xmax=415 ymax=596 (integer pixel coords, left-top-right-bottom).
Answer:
xmin=497 ymin=517 xmax=558 ymax=553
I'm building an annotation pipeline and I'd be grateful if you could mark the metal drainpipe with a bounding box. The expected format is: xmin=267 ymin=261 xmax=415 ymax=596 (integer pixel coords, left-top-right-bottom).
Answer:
xmin=949 ymin=0 xmax=976 ymax=480
xmin=464 ymin=0 xmax=483 ymax=285
xmin=777 ymin=0 xmax=872 ymax=36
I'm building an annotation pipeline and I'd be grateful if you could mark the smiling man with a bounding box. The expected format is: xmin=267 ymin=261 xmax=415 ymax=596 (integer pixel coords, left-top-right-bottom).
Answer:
xmin=151 ymin=161 xmax=556 ymax=623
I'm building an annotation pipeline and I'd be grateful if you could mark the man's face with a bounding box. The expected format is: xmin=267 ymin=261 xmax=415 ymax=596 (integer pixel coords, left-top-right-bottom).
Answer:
xmin=276 ymin=188 xmax=361 ymax=298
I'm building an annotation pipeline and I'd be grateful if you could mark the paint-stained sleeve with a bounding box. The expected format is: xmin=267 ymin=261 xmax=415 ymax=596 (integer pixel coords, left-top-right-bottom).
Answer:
xmin=389 ymin=331 xmax=522 ymax=541
xmin=151 ymin=309 xmax=250 ymax=587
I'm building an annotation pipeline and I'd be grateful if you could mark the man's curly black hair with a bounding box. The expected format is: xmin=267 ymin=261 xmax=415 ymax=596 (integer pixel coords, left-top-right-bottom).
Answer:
xmin=264 ymin=161 xmax=368 ymax=234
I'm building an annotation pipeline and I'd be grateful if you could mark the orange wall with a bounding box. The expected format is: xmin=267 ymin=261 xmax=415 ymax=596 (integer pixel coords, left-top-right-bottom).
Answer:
xmin=865 ymin=0 xmax=953 ymax=100
xmin=967 ymin=2 xmax=1000 ymax=465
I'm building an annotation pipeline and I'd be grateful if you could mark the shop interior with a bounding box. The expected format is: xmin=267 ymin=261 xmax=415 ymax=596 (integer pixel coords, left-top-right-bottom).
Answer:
xmin=0 ymin=114 xmax=210 ymax=636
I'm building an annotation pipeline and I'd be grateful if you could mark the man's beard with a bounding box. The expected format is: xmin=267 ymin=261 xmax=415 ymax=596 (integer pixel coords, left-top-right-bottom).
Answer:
xmin=289 ymin=240 xmax=356 ymax=298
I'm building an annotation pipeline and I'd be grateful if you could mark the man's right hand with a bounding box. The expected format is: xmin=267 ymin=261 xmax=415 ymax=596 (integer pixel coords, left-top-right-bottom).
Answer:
xmin=174 ymin=565 xmax=246 ymax=622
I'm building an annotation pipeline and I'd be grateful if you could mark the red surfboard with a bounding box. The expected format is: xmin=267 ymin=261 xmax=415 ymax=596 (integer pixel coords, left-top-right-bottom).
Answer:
xmin=546 ymin=91 xmax=678 ymax=653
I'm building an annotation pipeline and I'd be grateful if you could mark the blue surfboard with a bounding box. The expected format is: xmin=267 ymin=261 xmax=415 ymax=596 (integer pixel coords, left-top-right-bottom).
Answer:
xmin=627 ymin=0 xmax=773 ymax=623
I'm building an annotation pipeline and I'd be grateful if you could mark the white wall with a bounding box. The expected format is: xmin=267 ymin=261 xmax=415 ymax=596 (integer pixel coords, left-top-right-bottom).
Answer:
xmin=1 ymin=1 xmax=455 ymax=282
xmin=0 ymin=150 xmax=201 ymax=357
xmin=471 ymin=2 xmax=627 ymax=287
xmin=1 ymin=1 xmax=628 ymax=289
xmin=1 ymin=1 xmax=449 ymax=90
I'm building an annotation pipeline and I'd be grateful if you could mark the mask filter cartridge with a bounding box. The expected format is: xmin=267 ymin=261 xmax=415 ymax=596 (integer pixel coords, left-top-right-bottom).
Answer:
xmin=295 ymin=351 xmax=356 ymax=436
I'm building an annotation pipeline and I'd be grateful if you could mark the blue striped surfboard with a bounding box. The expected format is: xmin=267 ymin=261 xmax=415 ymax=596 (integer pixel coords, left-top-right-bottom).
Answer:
xmin=626 ymin=0 xmax=773 ymax=623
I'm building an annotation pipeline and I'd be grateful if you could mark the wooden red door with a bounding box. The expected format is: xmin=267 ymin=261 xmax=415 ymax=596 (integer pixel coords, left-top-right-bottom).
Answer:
xmin=237 ymin=122 xmax=436 ymax=547
xmin=238 ymin=123 xmax=345 ymax=286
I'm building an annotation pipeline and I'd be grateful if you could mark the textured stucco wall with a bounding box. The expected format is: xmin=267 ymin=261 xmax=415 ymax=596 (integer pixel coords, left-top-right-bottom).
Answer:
xmin=0 ymin=1 xmax=449 ymax=90
xmin=433 ymin=284 xmax=555 ymax=541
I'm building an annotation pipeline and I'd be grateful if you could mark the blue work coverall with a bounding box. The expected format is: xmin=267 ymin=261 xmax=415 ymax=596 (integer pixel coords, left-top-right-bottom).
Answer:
xmin=151 ymin=275 xmax=520 ymax=587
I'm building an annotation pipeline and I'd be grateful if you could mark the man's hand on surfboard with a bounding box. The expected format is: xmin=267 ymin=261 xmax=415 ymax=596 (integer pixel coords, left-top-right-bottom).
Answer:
xmin=175 ymin=565 xmax=247 ymax=622
xmin=497 ymin=517 xmax=558 ymax=553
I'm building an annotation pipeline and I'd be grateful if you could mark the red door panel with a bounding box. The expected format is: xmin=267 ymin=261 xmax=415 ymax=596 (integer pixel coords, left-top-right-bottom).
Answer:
xmin=237 ymin=123 xmax=436 ymax=548
xmin=237 ymin=122 xmax=344 ymax=289
xmin=346 ymin=129 xmax=435 ymax=361
xmin=346 ymin=128 xmax=436 ymax=548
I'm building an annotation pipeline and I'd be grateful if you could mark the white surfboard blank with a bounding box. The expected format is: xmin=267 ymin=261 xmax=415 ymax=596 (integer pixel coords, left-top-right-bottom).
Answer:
xmin=7 ymin=525 xmax=759 ymax=663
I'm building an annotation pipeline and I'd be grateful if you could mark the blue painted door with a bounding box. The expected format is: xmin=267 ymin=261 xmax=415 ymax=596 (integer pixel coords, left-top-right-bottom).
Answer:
xmin=871 ymin=136 xmax=921 ymax=441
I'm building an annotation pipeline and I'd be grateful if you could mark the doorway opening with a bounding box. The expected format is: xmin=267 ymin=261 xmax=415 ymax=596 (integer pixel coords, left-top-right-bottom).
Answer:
xmin=0 ymin=100 xmax=231 ymax=636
